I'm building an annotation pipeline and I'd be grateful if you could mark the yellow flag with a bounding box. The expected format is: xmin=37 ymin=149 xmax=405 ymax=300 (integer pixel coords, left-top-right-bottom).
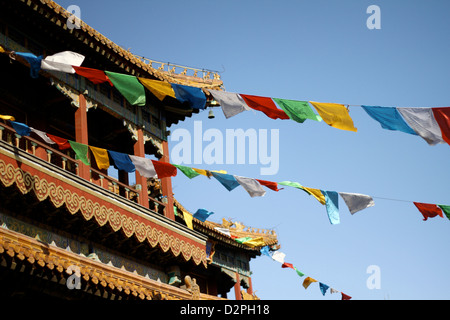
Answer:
xmin=302 ymin=187 xmax=326 ymax=205
xmin=138 ymin=78 xmax=176 ymax=101
xmin=0 ymin=46 xmax=5 ymax=54
xmin=309 ymin=101 xmax=357 ymax=132
xmin=0 ymin=115 xmax=15 ymax=121
xmin=89 ymin=146 xmax=110 ymax=170
xmin=303 ymin=277 xmax=317 ymax=289
xmin=184 ymin=212 xmax=193 ymax=230
xmin=242 ymin=237 xmax=265 ymax=248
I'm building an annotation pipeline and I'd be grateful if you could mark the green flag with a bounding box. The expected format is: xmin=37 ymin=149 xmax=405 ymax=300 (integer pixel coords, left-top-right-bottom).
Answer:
xmin=294 ymin=267 xmax=305 ymax=277
xmin=438 ymin=205 xmax=450 ymax=220
xmin=172 ymin=164 xmax=200 ymax=179
xmin=235 ymin=237 xmax=253 ymax=244
xmin=105 ymin=71 xmax=146 ymax=106
xmin=69 ymin=140 xmax=90 ymax=165
xmin=273 ymin=98 xmax=322 ymax=123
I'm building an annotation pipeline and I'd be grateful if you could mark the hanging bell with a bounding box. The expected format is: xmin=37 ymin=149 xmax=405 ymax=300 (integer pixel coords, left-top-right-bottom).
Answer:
xmin=208 ymin=108 xmax=215 ymax=119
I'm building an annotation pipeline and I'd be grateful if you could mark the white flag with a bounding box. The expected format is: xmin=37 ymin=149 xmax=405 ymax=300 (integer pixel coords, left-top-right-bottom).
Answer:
xmin=41 ymin=51 xmax=85 ymax=74
xmin=234 ymin=176 xmax=266 ymax=197
xmin=129 ymin=155 xmax=157 ymax=178
xmin=208 ymin=90 xmax=251 ymax=119
xmin=339 ymin=192 xmax=375 ymax=215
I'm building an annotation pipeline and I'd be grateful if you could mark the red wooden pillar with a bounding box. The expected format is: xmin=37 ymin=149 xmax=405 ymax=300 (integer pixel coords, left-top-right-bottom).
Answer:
xmin=160 ymin=140 xmax=175 ymax=220
xmin=234 ymin=272 xmax=242 ymax=300
xmin=75 ymin=94 xmax=90 ymax=180
xmin=133 ymin=128 xmax=149 ymax=208
xmin=247 ymin=277 xmax=253 ymax=295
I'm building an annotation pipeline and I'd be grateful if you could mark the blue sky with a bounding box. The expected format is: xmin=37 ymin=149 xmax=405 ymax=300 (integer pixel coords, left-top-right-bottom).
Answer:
xmin=56 ymin=0 xmax=449 ymax=300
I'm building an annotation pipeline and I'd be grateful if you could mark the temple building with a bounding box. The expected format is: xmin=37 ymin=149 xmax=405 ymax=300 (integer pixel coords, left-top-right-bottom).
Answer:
xmin=0 ymin=0 xmax=279 ymax=300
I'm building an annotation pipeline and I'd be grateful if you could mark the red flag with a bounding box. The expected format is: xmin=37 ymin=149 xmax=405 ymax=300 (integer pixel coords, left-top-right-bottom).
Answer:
xmin=413 ymin=202 xmax=444 ymax=221
xmin=341 ymin=292 xmax=352 ymax=300
xmin=47 ymin=134 xmax=71 ymax=150
xmin=240 ymin=94 xmax=290 ymax=120
xmin=73 ymin=66 xmax=113 ymax=86
xmin=432 ymin=107 xmax=450 ymax=146
xmin=151 ymin=160 xmax=177 ymax=178
xmin=281 ymin=262 xmax=295 ymax=270
xmin=256 ymin=179 xmax=281 ymax=192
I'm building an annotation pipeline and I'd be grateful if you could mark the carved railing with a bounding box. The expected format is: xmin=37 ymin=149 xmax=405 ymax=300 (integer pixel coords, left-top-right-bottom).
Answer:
xmin=0 ymin=122 xmax=165 ymax=215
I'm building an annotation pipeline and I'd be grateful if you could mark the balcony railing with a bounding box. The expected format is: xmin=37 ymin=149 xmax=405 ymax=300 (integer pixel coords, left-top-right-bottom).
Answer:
xmin=0 ymin=122 xmax=166 ymax=215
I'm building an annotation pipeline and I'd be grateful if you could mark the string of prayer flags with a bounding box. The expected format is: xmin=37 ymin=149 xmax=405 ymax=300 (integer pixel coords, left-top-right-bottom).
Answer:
xmin=40 ymin=51 xmax=85 ymax=74
xmin=397 ymin=108 xmax=446 ymax=145
xmin=193 ymin=208 xmax=214 ymax=222
xmin=68 ymin=141 xmax=90 ymax=166
xmin=104 ymin=71 xmax=146 ymax=106
xmin=208 ymin=90 xmax=251 ymax=119
xmin=309 ymin=101 xmax=357 ymax=132
xmin=362 ymin=106 xmax=418 ymax=135
xmin=73 ymin=66 xmax=113 ymax=86
xmin=129 ymin=155 xmax=157 ymax=178
xmin=272 ymin=98 xmax=323 ymax=123
xmin=107 ymin=150 xmax=136 ymax=173
xmin=240 ymin=94 xmax=290 ymax=120
xmin=89 ymin=146 xmax=110 ymax=170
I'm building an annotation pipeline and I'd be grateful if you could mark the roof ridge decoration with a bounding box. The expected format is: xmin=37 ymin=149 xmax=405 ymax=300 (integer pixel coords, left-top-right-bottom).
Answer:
xmin=34 ymin=0 xmax=223 ymax=88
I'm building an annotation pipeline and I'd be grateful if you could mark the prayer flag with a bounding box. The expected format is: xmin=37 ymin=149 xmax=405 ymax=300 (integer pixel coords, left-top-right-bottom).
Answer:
xmin=302 ymin=187 xmax=326 ymax=205
xmin=30 ymin=128 xmax=55 ymax=145
xmin=281 ymin=262 xmax=295 ymax=270
xmin=215 ymin=227 xmax=231 ymax=236
xmin=235 ymin=237 xmax=253 ymax=244
xmin=0 ymin=115 xmax=15 ymax=121
xmin=47 ymin=134 xmax=71 ymax=150
xmin=309 ymin=101 xmax=357 ymax=132
xmin=397 ymin=107 xmax=445 ymax=145
xmin=438 ymin=205 xmax=450 ymax=220
xmin=68 ymin=141 xmax=90 ymax=165
xmin=242 ymin=237 xmax=265 ymax=248
xmin=172 ymin=164 xmax=200 ymax=179
xmin=413 ymin=202 xmax=444 ymax=221
xmin=129 ymin=155 xmax=157 ymax=178
xmin=240 ymin=94 xmax=290 ymax=120
xmin=208 ymin=90 xmax=251 ymax=119
xmin=184 ymin=212 xmax=193 ymax=230
xmin=278 ymin=181 xmax=303 ymax=190
xmin=361 ymin=106 xmax=417 ymax=135
xmin=319 ymin=283 xmax=330 ymax=296
xmin=104 ymin=71 xmax=146 ymax=106
xmin=339 ymin=192 xmax=375 ymax=215
xmin=432 ymin=107 xmax=450 ymax=146
xmin=151 ymin=160 xmax=177 ymax=178
xmin=322 ymin=190 xmax=340 ymax=224
xmin=303 ymin=277 xmax=317 ymax=289
xmin=211 ymin=172 xmax=240 ymax=191
xmin=234 ymin=176 xmax=266 ymax=197
xmin=273 ymin=98 xmax=322 ymax=123
xmin=0 ymin=46 xmax=4 ymax=53
xmin=16 ymin=52 xmax=43 ymax=78
xmin=10 ymin=121 xmax=31 ymax=136
xmin=294 ymin=267 xmax=305 ymax=277
xmin=107 ymin=150 xmax=136 ymax=172
xmin=271 ymin=251 xmax=286 ymax=264
xmin=260 ymin=246 xmax=272 ymax=258
xmin=171 ymin=83 xmax=206 ymax=109
xmin=341 ymin=293 xmax=352 ymax=300
xmin=73 ymin=66 xmax=113 ymax=85
xmin=193 ymin=209 xmax=214 ymax=222
xmin=41 ymin=51 xmax=85 ymax=74
xmin=138 ymin=78 xmax=176 ymax=101
xmin=256 ymin=179 xmax=281 ymax=192
xmin=89 ymin=146 xmax=110 ymax=170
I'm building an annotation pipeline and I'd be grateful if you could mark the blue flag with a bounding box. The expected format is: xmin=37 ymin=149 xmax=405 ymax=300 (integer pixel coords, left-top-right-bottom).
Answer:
xmin=107 ymin=150 xmax=135 ymax=173
xmin=193 ymin=209 xmax=214 ymax=222
xmin=322 ymin=190 xmax=340 ymax=225
xmin=362 ymin=105 xmax=418 ymax=135
xmin=211 ymin=172 xmax=240 ymax=191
